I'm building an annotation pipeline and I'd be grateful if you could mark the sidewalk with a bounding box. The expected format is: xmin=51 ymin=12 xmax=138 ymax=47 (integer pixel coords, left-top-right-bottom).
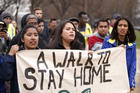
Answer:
xmin=135 ymin=49 xmax=140 ymax=93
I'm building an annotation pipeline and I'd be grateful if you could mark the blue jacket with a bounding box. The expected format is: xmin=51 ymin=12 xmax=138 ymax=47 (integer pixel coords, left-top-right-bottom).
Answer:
xmin=102 ymin=36 xmax=136 ymax=88
xmin=0 ymin=54 xmax=18 ymax=93
xmin=0 ymin=81 xmax=6 ymax=93
xmin=0 ymin=54 xmax=6 ymax=93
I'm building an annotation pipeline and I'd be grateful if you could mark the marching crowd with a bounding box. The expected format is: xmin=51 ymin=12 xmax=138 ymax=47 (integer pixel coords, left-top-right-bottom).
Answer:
xmin=0 ymin=7 xmax=136 ymax=93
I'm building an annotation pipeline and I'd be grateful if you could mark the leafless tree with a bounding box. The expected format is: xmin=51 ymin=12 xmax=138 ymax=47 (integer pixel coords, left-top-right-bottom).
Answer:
xmin=0 ymin=0 xmax=16 ymax=11
xmin=51 ymin=0 xmax=71 ymax=18
xmin=30 ymin=0 xmax=138 ymax=24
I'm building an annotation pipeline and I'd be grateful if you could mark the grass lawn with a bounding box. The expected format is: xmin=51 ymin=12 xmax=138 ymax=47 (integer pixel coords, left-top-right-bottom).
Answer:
xmin=136 ymin=31 xmax=140 ymax=49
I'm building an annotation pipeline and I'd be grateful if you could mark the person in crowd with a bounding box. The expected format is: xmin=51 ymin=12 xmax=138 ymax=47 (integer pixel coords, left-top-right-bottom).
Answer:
xmin=88 ymin=18 xmax=109 ymax=51
xmin=109 ymin=14 xmax=121 ymax=34
xmin=7 ymin=14 xmax=39 ymax=52
xmin=69 ymin=17 xmax=85 ymax=49
xmin=92 ymin=19 xmax=99 ymax=33
xmin=48 ymin=20 xmax=84 ymax=50
xmin=25 ymin=14 xmax=38 ymax=28
xmin=78 ymin=11 xmax=93 ymax=47
xmin=33 ymin=7 xmax=49 ymax=40
xmin=21 ymin=14 xmax=31 ymax=29
xmin=38 ymin=19 xmax=45 ymax=34
xmin=6 ymin=14 xmax=39 ymax=91
xmin=1 ymin=12 xmax=15 ymax=39
xmin=0 ymin=12 xmax=12 ymax=93
xmin=34 ymin=7 xmax=43 ymax=19
xmin=0 ymin=20 xmax=10 ymax=92
xmin=0 ymin=19 xmax=10 ymax=53
xmin=48 ymin=18 xmax=57 ymax=35
xmin=11 ymin=20 xmax=19 ymax=34
xmin=102 ymin=17 xmax=136 ymax=92
xmin=0 ymin=25 xmax=39 ymax=93
xmin=0 ymin=18 xmax=7 ymax=93
xmin=37 ymin=18 xmax=49 ymax=48
xmin=1 ymin=12 xmax=12 ymax=26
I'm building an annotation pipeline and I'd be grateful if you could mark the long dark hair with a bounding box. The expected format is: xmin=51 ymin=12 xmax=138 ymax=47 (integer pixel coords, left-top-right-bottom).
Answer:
xmin=48 ymin=20 xmax=84 ymax=49
xmin=111 ymin=17 xmax=136 ymax=43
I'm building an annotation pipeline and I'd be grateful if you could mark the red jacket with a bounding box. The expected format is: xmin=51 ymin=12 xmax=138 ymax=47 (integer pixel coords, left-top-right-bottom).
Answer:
xmin=88 ymin=35 xmax=104 ymax=50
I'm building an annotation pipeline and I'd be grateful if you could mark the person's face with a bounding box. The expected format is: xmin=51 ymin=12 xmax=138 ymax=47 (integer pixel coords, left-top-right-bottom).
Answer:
xmin=21 ymin=28 xmax=39 ymax=49
xmin=4 ymin=17 xmax=12 ymax=26
xmin=117 ymin=19 xmax=128 ymax=36
xmin=11 ymin=20 xmax=17 ymax=28
xmin=49 ymin=20 xmax=57 ymax=30
xmin=97 ymin=22 xmax=109 ymax=37
xmin=80 ymin=14 xmax=89 ymax=24
xmin=34 ymin=10 xmax=43 ymax=19
xmin=26 ymin=18 xmax=38 ymax=28
xmin=72 ymin=21 xmax=79 ymax=30
xmin=61 ymin=23 xmax=76 ymax=43
xmin=38 ymin=22 xmax=44 ymax=34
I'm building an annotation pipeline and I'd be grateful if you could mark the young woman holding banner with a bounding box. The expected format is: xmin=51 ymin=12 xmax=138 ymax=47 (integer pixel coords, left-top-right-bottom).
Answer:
xmin=48 ymin=20 xmax=84 ymax=50
xmin=0 ymin=25 xmax=39 ymax=93
xmin=102 ymin=17 xmax=136 ymax=92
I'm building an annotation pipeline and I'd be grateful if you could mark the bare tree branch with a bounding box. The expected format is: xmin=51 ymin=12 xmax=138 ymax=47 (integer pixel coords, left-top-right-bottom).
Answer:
xmin=29 ymin=0 xmax=138 ymax=24
xmin=0 ymin=0 xmax=16 ymax=11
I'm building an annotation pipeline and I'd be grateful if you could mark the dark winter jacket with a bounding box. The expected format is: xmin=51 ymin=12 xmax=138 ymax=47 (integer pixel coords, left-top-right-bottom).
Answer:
xmin=0 ymin=46 xmax=39 ymax=93
xmin=0 ymin=54 xmax=6 ymax=93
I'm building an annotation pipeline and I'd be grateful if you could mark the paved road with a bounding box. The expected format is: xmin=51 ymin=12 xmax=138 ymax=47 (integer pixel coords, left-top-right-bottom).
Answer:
xmin=135 ymin=49 xmax=140 ymax=93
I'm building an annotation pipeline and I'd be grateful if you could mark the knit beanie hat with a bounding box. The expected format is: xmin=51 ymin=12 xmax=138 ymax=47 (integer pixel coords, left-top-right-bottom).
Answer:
xmin=1 ymin=12 xmax=13 ymax=20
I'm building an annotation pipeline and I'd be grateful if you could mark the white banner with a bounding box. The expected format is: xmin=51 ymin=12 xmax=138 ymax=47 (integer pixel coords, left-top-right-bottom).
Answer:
xmin=16 ymin=47 xmax=130 ymax=93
